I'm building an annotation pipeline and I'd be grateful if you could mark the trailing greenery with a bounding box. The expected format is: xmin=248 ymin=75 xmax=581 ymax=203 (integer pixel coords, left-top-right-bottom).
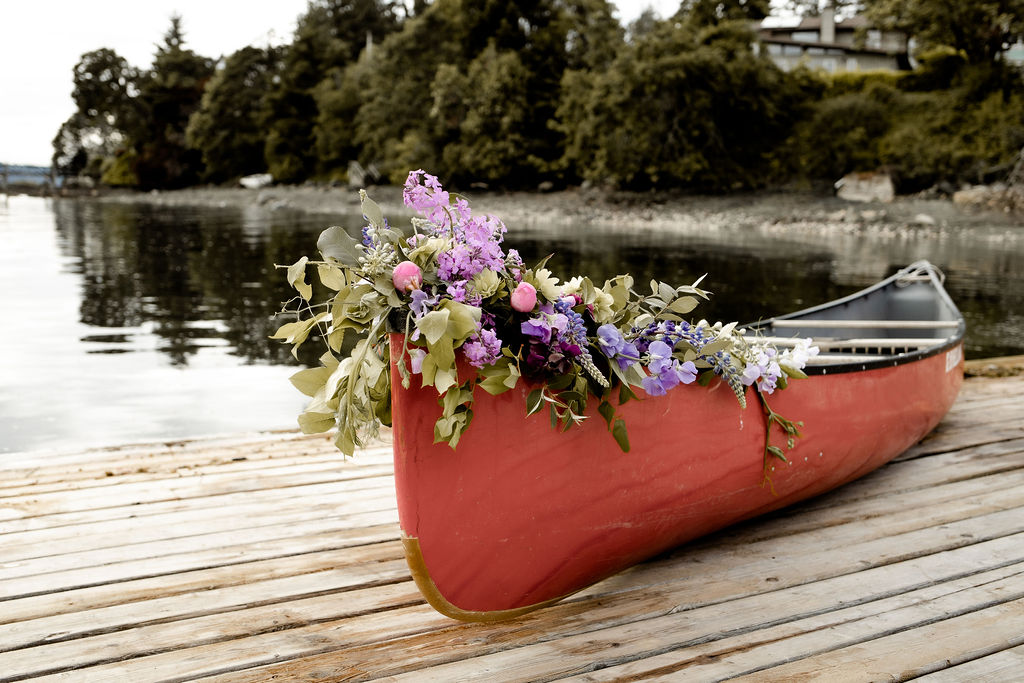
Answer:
xmin=53 ymin=0 xmax=1024 ymax=194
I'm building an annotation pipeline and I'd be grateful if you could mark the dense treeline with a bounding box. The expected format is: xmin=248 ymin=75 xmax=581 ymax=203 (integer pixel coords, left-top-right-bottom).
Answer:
xmin=53 ymin=0 xmax=1024 ymax=193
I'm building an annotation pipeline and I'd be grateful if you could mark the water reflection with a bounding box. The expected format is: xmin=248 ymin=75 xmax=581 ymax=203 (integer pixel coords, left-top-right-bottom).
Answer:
xmin=53 ymin=200 xmax=329 ymax=366
xmin=3 ymin=195 xmax=1023 ymax=454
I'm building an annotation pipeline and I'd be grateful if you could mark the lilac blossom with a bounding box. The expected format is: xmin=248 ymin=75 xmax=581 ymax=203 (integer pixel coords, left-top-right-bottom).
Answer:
xmin=462 ymin=327 xmax=502 ymax=368
xmin=403 ymin=171 xmax=508 ymax=287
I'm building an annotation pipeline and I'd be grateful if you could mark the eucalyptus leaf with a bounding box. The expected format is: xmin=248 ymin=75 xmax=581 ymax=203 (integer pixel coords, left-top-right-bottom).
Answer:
xmin=669 ymin=296 xmax=699 ymax=314
xmin=297 ymin=411 xmax=335 ymax=434
xmin=289 ymin=366 xmax=331 ymax=397
xmin=317 ymin=226 xmax=364 ymax=266
xmin=359 ymin=190 xmax=385 ymax=229
xmin=286 ymin=257 xmax=312 ymax=301
xmin=699 ymin=337 xmax=732 ymax=356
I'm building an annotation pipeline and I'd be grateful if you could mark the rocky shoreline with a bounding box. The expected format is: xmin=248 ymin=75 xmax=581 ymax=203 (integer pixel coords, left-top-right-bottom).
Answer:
xmin=81 ymin=183 xmax=1023 ymax=237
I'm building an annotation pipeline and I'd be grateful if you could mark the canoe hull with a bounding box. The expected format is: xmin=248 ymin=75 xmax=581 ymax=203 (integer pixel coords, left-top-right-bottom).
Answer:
xmin=389 ymin=334 xmax=964 ymax=620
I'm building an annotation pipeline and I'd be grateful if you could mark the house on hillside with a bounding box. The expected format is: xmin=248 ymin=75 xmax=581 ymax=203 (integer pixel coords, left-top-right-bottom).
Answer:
xmin=758 ymin=9 xmax=910 ymax=73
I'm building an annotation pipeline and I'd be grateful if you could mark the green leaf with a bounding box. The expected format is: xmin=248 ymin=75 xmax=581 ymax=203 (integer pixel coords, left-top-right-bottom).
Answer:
xmin=317 ymin=264 xmax=347 ymax=291
xmin=286 ymin=257 xmax=312 ymax=301
xmin=289 ymin=366 xmax=331 ymax=397
xmin=416 ymin=310 xmax=451 ymax=345
xmin=433 ymin=366 xmax=458 ymax=395
xmin=478 ymin=360 xmax=520 ymax=395
xmin=700 ymin=337 xmax=732 ymax=356
xmin=334 ymin=428 xmax=356 ymax=457
xmin=612 ymin=418 xmax=631 ymax=452
xmin=526 ymin=388 xmax=544 ymax=416
xmin=669 ymin=296 xmax=698 ymax=314
xmin=317 ymin=226 xmax=364 ymax=266
xmin=440 ymin=300 xmax=482 ymax=343
xmin=297 ymin=411 xmax=335 ymax=434
xmin=779 ymin=363 xmax=807 ymax=380
xmin=598 ymin=400 xmax=615 ymax=428
xmin=359 ymin=189 xmax=385 ymax=229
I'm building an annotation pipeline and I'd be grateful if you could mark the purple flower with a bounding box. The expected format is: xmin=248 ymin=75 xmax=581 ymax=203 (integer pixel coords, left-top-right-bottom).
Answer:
xmin=641 ymin=341 xmax=698 ymax=396
xmin=409 ymin=348 xmax=426 ymax=374
xmin=447 ymin=280 xmax=467 ymax=302
xmin=463 ymin=327 xmax=502 ymax=368
xmin=521 ymin=317 xmax=552 ymax=344
xmin=597 ymin=324 xmax=640 ymax=370
xmin=741 ymin=349 xmax=782 ymax=394
xmin=409 ymin=289 xmax=438 ymax=318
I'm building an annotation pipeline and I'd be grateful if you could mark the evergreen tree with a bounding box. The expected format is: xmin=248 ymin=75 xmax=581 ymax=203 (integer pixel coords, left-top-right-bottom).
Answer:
xmin=133 ymin=16 xmax=215 ymax=188
xmin=262 ymin=0 xmax=400 ymax=182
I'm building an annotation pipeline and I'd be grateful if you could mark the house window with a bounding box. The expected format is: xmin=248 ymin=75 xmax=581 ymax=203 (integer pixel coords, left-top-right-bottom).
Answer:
xmin=846 ymin=57 xmax=859 ymax=70
xmin=791 ymin=30 xmax=819 ymax=42
xmin=783 ymin=45 xmax=803 ymax=56
xmin=767 ymin=44 xmax=782 ymax=55
xmin=821 ymin=58 xmax=837 ymax=72
xmin=867 ymin=30 xmax=882 ymax=49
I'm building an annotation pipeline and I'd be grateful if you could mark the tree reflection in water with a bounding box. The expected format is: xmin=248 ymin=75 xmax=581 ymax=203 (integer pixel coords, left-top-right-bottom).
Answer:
xmin=52 ymin=198 xmax=1024 ymax=367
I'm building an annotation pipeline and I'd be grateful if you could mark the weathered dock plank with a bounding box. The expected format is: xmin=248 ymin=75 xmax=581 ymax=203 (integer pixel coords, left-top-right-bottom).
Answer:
xmin=1 ymin=374 xmax=1023 ymax=681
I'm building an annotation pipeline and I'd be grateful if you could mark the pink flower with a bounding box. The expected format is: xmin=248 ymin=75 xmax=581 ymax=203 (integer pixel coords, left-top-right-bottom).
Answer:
xmin=510 ymin=282 xmax=537 ymax=312
xmin=392 ymin=261 xmax=422 ymax=292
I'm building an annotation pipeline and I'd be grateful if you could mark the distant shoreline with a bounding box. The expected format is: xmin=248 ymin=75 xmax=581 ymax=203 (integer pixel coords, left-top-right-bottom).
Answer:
xmin=59 ymin=183 xmax=1023 ymax=236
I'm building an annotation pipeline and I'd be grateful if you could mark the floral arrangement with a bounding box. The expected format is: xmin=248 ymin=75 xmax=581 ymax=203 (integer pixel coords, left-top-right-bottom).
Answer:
xmin=273 ymin=170 xmax=818 ymax=483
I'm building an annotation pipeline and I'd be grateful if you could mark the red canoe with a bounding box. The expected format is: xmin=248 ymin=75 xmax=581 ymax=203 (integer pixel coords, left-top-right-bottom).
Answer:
xmin=388 ymin=261 xmax=965 ymax=621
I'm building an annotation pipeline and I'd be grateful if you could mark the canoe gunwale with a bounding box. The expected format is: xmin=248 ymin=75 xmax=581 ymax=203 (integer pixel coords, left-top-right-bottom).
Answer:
xmin=746 ymin=261 xmax=966 ymax=376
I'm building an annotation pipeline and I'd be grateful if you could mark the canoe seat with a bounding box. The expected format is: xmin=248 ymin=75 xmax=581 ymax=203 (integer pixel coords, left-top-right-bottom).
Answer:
xmin=770 ymin=319 xmax=959 ymax=330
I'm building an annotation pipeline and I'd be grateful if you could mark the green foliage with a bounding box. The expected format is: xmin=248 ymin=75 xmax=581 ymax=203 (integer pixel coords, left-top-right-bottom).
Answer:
xmin=52 ymin=48 xmax=140 ymax=174
xmin=261 ymin=0 xmax=400 ymax=182
xmin=863 ymin=0 xmax=1024 ymax=66
xmin=785 ymin=61 xmax=1024 ymax=191
xmin=100 ymin=149 xmax=140 ymax=187
xmin=433 ymin=46 xmax=534 ymax=184
xmin=132 ymin=16 xmax=216 ymax=189
xmin=186 ymin=46 xmax=282 ymax=183
xmin=51 ymin=0 xmax=1024 ymax=194
xmin=786 ymin=89 xmax=892 ymax=180
xmin=558 ymin=20 xmax=811 ymax=190
xmin=676 ymin=0 xmax=770 ymax=25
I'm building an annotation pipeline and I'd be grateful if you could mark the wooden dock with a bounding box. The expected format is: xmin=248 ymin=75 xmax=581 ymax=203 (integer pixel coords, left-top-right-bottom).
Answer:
xmin=2 ymin=372 xmax=1023 ymax=681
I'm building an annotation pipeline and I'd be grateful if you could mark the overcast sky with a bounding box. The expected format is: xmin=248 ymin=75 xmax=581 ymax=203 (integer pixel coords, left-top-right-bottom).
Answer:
xmin=1 ymin=1 xmax=683 ymax=167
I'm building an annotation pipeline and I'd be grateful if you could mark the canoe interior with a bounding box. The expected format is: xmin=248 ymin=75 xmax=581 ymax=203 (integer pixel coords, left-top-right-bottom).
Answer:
xmin=747 ymin=261 xmax=965 ymax=374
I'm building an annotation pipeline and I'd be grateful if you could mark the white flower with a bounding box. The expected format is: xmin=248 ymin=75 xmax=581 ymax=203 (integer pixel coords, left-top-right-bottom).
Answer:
xmin=530 ymin=268 xmax=561 ymax=302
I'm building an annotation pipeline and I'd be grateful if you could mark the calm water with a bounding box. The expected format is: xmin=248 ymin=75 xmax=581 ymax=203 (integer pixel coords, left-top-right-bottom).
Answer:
xmin=2 ymin=194 xmax=1022 ymax=455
